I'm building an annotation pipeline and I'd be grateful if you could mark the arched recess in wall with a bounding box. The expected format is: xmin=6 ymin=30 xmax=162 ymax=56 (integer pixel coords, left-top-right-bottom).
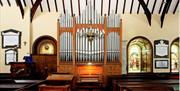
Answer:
xmin=170 ymin=37 xmax=179 ymax=73
xmin=127 ymin=36 xmax=153 ymax=73
xmin=32 ymin=35 xmax=57 ymax=78
xmin=32 ymin=35 xmax=57 ymax=55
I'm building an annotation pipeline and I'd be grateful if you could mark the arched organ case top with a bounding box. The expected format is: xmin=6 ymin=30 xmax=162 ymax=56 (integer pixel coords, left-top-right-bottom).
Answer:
xmin=57 ymin=1 xmax=122 ymax=75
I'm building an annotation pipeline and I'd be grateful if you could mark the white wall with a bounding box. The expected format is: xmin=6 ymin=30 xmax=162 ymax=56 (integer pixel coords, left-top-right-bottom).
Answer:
xmin=31 ymin=12 xmax=59 ymax=54
xmin=121 ymin=14 xmax=179 ymax=73
xmin=0 ymin=6 xmax=30 ymax=73
xmin=0 ymin=6 xmax=179 ymax=73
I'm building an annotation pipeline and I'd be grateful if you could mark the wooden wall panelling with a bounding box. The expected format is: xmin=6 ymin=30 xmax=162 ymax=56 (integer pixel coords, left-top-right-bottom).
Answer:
xmin=58 ymin=64 xmax=74 ymax=74
xmin=32 ymin=55 xmax=57 ymax=78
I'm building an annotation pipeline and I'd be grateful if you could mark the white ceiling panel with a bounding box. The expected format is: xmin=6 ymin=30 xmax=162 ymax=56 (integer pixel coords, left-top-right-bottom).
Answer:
xmin=148 ymin=0 xmax=155 ymax=13
xmin=103 ymin=0 xmax=109 ymax=15
xmin=41 ymin=0 xmax=49 ymax=12
xmin=153 ymin=0 xmax=163 ymax=14
xmin=72 ymin=0 xmax=79 ymax=16
xmin=80 ymin=0 xmax=86 ymax=13
xmin=0 ymin=0 xmax=178 ymax=15
xmin=48 ymin=0 xmax=56 ymax=12
xmin=64 ymin=0 xmax=71 ymax=14
xmin=110 ymin=0 xmax=117 ymax=14
xmin=25 ymin=0 xmax=32 ymax=7
xmin=95 ymin=0 xmax=101 ymax=14
xmin=56 ymin=0 xmax=64 ymax=14
xmin=1 ymin=0 xmax=9 ymax=6
xmin=10 ymin=0 xmax=17 ymax=7
xmin=168 ymin=0 xmax=178 ymax=13
xmin=117 ymin=0 xmax=125 ymax=14
xmin=125 ymin=0 xmax=132 ymax=13
xmin=132 ymin=0 xmax=139 ymax=13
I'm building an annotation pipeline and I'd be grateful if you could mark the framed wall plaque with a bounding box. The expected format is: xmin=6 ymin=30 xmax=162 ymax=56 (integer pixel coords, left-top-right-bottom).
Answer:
xmin=5 ymin=49 xmax=18 ymax=65
xmin=155 ymin=60 xmax=168 ymax=69
xmin=1 ymin=29 xmax=21 ymax=48
xmin=154 ymin=40 xmax=169 ymax=58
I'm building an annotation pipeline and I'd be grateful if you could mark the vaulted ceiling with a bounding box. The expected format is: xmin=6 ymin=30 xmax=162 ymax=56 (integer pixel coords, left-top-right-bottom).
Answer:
xmin=0 ymin=0 xmax=179 ymax=27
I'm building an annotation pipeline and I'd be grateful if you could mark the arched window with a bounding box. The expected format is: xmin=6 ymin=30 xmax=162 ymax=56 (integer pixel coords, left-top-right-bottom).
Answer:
xmin=127 ymin=37 xmax=153 ymax=73
xmin=170 ymin=38 xmax=179 ymax=73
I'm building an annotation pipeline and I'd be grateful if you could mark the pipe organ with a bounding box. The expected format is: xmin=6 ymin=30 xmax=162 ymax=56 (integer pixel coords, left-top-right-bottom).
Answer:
xmin=57 ymin=1 xmax=122 ymax=82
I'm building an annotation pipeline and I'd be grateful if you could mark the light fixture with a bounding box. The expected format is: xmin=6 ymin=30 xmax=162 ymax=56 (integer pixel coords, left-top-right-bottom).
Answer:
xmin=87 ymin=62 xmax=92 ymax=65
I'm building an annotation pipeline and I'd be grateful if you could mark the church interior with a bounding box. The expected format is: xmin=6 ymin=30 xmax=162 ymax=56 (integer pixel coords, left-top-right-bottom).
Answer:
xmin=0 ymin=0 xmax=179 ymax=91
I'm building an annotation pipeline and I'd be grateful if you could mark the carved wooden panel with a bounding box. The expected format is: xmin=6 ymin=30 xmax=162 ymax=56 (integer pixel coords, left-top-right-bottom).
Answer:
xmin=39 ymin=84 xmax=70 ymax=91
xmin=57 ymin=64 xmax=74 ymax=74
xmin=32 ymin=55 xmax=57 ymax=74
xmin=106 ymin=64 xmax=121 ymax=75
xmin=77 ymin=66 xmax=103 ymax=75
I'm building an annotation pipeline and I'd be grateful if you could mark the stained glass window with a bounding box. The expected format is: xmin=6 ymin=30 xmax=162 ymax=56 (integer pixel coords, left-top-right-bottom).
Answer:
xmin=128 ymin=37 xmax=152 ymax=73
xmin=171 ymin=38 xmax=179 ymax=73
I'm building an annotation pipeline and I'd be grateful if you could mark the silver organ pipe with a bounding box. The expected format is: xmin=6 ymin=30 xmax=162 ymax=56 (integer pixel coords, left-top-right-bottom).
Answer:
xmin=107 ymin=32 xmax=120 ymax=62
xmin=76 ymin=30 xmax=78 ymax=61
xmin=107 ymin=11 xmax=120 ymax=27
xmin=59 ymin=1 xmax=121 ymax=63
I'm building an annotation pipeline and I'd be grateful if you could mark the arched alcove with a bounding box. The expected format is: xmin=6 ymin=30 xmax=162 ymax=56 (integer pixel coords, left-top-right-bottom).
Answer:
xmin=32 ymin=35 xmax=57 ymax=78
xmin=32 ymin=35 xmax=57 ymax=55
xmin=127 ymin=36 xmax=153 ymax=73
xmin=170 ymin=37 xmax=179 ymax=73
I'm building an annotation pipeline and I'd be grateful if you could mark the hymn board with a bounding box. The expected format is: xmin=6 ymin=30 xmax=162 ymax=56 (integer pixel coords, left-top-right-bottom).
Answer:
xmin=57 ymin=1 xmax=122 ymax=76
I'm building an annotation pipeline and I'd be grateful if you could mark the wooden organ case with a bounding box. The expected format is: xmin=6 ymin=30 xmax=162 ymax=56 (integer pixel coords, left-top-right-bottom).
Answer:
xmin=57 ymin=3 xmax=122 ymax=87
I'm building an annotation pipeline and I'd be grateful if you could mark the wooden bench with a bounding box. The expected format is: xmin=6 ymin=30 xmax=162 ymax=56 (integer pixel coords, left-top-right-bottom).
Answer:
xmin=113 ymin=79 xmax=179 ymax=91
xmin=39 ymin=84 xmax=70 ymax=91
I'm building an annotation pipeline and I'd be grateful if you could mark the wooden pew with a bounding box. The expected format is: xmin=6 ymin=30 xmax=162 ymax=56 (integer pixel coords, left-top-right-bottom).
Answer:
xmin=113 ymin=79 xmax=179 ymax=91
xmin=39 ymin=84 xmax=70 ymax=91
xmin=38 ymin=74 xmax=74 ymax=91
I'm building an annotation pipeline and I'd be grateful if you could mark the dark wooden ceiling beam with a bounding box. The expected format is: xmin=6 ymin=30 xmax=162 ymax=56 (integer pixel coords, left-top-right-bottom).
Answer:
xmin=166 ymin=0 xmax=172 ymax=13
xmin=138 ymin=0 xmax=151 ymax=26
xmin=0 ymin=0 xmax=3 ymax=6
xmin=31 ymin=0 xmax=34 ymax=6
xmin=146 ymin=0 xmax=150 ymax=7
xmin=159 ymin=0 xmax=164 ymax=14
xmin=101 ymin=0 xmax=103 ymax=16
xmin=16 ymin=0 xmax=24 ymax=18
xmin=31 ymin=0 xmax=43 ymax=21
xmin=70 ymin=0 xmax=73 ymax=16
xmin=160 ymin=0 xmax=172 ymax=28
xmin=130 ymin=0 xmax=134 ymax=14
xmin=123 ymin=0 xmax=126 ymax=14
xmin=173 ymin=0 xmax=179 ymax=14
xmin=54 ymin=0 xmax=58 ymax=12
xmin=46 ymin=0 xmax=50 ymax=12
xmin=94 ymin=0 xmax=95 ymax=11
xmin=62 ymin=0 xmax=66 ymax=14
xmin=78 ymin=0 xmax=80 ymax=16
xmin=86 ymin=0 xmax=87 ymax=5
xmin=151 ymin=0 xmax=157 ymax=13
xmin=7 ymin=0 xmax=11 ymax=6
xmin=108 ymin=0 xmax=111 ymax=15
xmin=39 ymin=2 xmax=43 ymax=12
xmin=23 ymin=0 xmax=26 ymax=6
xmin=115 ymin=0 xmax=119 ymax=14
xmin=137 ymin=2 xmax=140 ymax=14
